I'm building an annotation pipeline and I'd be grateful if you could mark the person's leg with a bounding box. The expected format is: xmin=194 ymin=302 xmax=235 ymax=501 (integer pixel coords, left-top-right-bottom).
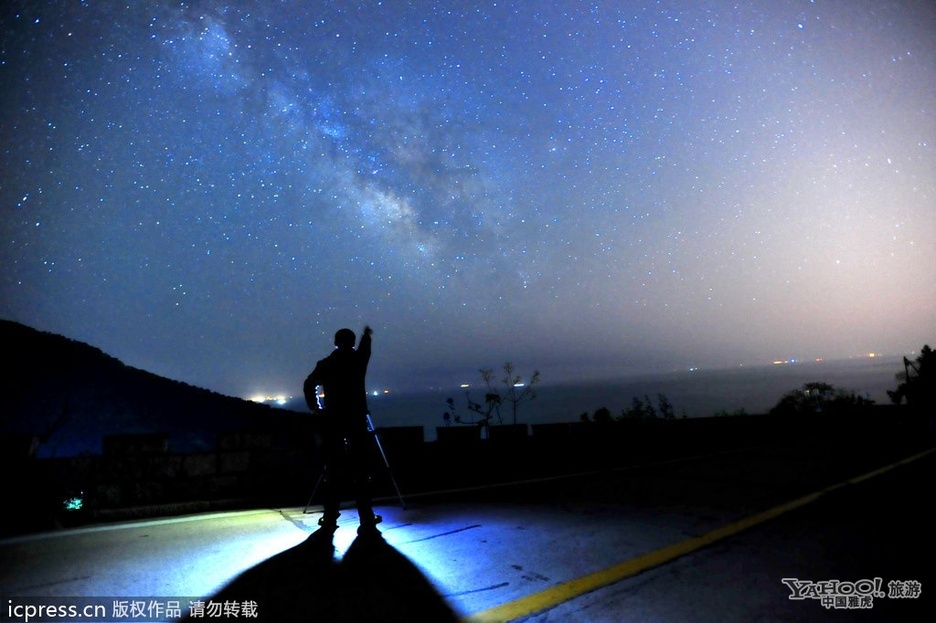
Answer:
xmin=318 ymin=436 xmax=345 ymax=528
xmin=347 ymin=433 xmax=381 ymax=534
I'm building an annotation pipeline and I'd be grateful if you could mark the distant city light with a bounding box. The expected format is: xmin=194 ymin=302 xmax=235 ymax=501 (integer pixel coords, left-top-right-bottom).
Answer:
xmin=249 ymin=395 xmax=291 ymax=405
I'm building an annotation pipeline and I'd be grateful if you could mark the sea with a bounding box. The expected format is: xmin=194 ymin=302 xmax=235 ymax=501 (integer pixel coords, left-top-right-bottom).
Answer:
xmin=363 ymin=356 xmax=907 ymax=441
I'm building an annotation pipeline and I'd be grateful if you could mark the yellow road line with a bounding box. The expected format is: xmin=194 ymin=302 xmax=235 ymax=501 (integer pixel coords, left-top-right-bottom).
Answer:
xmin=464 ymin=447 xmax=936 ymax=623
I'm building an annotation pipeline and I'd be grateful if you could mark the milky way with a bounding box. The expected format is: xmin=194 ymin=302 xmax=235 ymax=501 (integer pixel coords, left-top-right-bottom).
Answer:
xmin=2 ymin=1 xmax=934 ymax=397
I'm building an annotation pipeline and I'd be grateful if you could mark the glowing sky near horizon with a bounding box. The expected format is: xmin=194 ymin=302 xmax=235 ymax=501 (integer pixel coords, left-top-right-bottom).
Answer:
xmin=2 ymin=1 xmax=935 ymax=398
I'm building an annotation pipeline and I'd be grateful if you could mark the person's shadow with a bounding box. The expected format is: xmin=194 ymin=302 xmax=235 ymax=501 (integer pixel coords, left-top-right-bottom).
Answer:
xmin=182 ymin=528 xmax=460 ymax=622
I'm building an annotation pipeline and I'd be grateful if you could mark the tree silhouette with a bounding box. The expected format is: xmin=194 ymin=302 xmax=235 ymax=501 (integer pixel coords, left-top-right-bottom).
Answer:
xmin=621 ymin=394 xmax=675 ymax=419
xmin=888 ymin=344 xmax=935 ymax=410
xmin=443 ymin=363 xmax=540 ymax=429
xmin=592 ymin=406 xmax=613 ymax=424
xmin=499 ymin=362 xmax=540 ymax=425
xmin=770 ymin=381 xmax=873 ymax=415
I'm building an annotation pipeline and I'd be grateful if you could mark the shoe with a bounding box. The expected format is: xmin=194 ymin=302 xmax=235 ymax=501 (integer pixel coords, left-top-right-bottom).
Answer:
xmin=357 ymin=514 xmax=382 ymax=537
xmin=318 ymin=512 xmax=340 ymax=530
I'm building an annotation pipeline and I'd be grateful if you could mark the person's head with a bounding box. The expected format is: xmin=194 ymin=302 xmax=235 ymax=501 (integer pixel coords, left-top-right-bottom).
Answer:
xmin=334 ymin=328 xmax=356 ymax=349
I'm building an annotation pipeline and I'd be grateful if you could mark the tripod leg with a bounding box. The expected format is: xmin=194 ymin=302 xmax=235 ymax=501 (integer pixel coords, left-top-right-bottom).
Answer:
xmin=372 ymin=430 xmax=406 ymax=509
xmin=303 ymin=472 xmax=324 ymax=514
xmin=366 ymin=413 xmax=406 ymax=509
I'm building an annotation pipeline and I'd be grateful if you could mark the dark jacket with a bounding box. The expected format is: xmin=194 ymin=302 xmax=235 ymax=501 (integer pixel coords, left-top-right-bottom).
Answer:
xmin=304 ymin=331 xmax=371 ymax=434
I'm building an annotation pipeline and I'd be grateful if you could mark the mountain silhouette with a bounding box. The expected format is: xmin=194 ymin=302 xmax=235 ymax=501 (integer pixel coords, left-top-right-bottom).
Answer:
xmin=1 ymin=320 xmax=286 ymax=458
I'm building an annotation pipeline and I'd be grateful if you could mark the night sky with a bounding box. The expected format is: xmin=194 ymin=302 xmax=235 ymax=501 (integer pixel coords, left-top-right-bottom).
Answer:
xmin=2 ymin=1 xmax=934 ymax=399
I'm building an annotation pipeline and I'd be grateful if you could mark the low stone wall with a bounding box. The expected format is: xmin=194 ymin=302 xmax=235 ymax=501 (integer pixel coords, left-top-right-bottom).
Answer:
xmin=3 ymin=406 xmax=929 ymax=536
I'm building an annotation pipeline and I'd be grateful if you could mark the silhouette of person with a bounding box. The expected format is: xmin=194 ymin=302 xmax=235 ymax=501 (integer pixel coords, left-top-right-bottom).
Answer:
xmin=304 ymin=326 xmax=382 ymax=536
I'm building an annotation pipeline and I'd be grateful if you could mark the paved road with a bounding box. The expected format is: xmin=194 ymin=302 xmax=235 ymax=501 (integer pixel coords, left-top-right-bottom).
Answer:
xmin=501 ymin=447 xmax=935 ymax=622
xmin=1 ymin=434 xmax=932 ymax=622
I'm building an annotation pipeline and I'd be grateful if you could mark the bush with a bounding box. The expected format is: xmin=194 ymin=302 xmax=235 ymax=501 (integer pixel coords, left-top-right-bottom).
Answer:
xmin=769 ymin=382 xmax=873 ymax=416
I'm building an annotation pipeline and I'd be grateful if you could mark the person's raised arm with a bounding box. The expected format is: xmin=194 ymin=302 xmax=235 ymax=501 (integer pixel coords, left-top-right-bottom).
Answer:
xmin=359 ymin=325 xmax=372 ymax=360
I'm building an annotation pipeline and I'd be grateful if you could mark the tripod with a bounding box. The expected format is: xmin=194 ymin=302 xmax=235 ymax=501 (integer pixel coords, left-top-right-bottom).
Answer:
xmin=303 ymin=412 xmax=406 ymax=514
